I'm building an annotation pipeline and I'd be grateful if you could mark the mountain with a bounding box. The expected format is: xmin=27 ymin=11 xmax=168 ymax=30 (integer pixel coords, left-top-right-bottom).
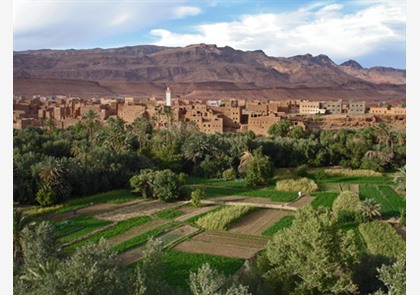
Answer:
xmin=13 ymin=43 xmax=405 ymax=103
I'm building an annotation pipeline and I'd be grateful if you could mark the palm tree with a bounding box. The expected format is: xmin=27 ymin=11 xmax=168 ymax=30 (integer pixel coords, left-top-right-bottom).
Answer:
xmin=393 ymin=165 xmax=406 ymax=196
xmin=82 ymin=109 xmax=100 ymax=144
xmin=238 ymin=150 xmax=252 ymax=174
xmin=14 ymin=209 xmax=31 ymax=266
xmin=358 ymin=198 xmax=382 ymax=221
xmin=35 ymin=157 xmax=71 ymax=202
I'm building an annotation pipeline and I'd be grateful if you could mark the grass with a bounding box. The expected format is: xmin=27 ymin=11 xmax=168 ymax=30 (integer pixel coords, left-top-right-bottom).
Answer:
xmin=201 ymin=186 xmax=297 ymax=202
xmin=54 ymin=214 xmax=113 ymax=244
xmin=161 ymin=251 xmax=244 ymax=290
xmin=317 ymin=176 xmax=393 ymax=185
xmin=359 ymin=185 xmax=405 ymax=217
xmin=262 ymin=215 xmax=295 ymax=236
xmin=195 ymin=206 xmax=257 ymax=230
xmin=185 ymin=176 xmax=248 ymax=188
xmin=112 ymin=222 xmax=178 ymax=253
xmin=154 ymin=209 xmax=184 ymax=219
xmin=65 ymin=216 xmax=151 ymax=251
xmin=310 ymin=192 xmax=339 ymax=209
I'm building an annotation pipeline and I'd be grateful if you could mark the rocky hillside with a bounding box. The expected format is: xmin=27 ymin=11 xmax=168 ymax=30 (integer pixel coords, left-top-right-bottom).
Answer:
xmin=13 ymin=43 xmax=405 ymax=102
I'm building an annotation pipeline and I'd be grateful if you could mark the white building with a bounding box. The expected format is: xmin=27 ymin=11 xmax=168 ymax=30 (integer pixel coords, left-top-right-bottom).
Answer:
xmin=165 ymin=87 xmax=171 ymax=107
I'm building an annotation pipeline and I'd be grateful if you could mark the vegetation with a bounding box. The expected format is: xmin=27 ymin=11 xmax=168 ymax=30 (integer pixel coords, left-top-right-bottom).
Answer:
xmin=195 ymin=206 xmax=256 ymax=230
xmin=359 ymin=185 xmax=405 ymax=217
xmin=243 ymin=149 xmax=273 ymax=187
xmin=261 ymin=215 xmax=295 ymax=236
xmin=310 ymin=192 xmax=339 ymax=209
xmin=358 ymin=199 xmax=382 ymax=221
xmin=275 ymin=177 xmax=318 ymax=193
xmin=263 ymin=206 xmax=360 ymax=294
xmin=191 ymin=189 xmax=205 ymax=208
xmin=324 ymin=168 xmax=382 ymax=177
xmin=358 ymin=221 xmax=405 ymax=260
xmin=332 ymin=190 xmax=360 ymax=213
xmin=154 ymin=209 xmax=183 ymax=219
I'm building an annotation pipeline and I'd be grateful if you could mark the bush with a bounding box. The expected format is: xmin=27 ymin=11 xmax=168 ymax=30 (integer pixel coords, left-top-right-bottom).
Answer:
xmin=332 ymin=190 xmax=360 ymax=214
xmin=293 ymin=164 xmax=309 ymax=178
xmin=275 ymin=178 xmax=318 ymax=193
xmin=324 ymin=168 xmax=382 ymax=177
xmin=222 ymin=168 xmax=237 ymax=181
xmin=399 ymin=208 xmax=406 ymax=227
xmin=244 ymin=149 xmax=272 ymax=187
xmin=312 ymin=169 xmax=326 ymax=181
xmin=191 ymin=189 xmax=204 ymax=208
xmin=35 ymin=186 xmax=57 ymax=207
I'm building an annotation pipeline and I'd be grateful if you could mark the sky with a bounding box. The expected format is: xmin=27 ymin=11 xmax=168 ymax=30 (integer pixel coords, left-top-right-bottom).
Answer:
xmin=13 ymin=0 xmax=406 ymax=69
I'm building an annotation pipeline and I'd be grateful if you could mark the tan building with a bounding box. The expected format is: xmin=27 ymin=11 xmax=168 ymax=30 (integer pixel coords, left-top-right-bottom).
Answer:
xmin=348 ymin=101 xmax=366 ymax=114
xmin=248 ymin=113 xmax=282 ymax=136
xmin=118 ymin=104 xmax=147 ymax=123
xmin=299 ymin=101 xmax=325 ymax=114
xmin=321 ymin=100 xmax=342 ymax=114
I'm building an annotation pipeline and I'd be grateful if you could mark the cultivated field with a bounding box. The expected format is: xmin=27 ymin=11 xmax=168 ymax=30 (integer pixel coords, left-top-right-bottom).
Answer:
xmin=229 ymin=209 xmax=294 ymax=235
xmin=172 ymin=231 xmax=268 ymax=259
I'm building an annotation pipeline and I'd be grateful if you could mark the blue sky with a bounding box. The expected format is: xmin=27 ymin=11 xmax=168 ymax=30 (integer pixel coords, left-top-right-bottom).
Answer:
xmin=13 ymin=0 xmax=406 ymax=69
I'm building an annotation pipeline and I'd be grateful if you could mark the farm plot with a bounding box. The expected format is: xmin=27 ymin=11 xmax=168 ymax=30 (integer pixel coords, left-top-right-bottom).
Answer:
xmin=359 ymin=185 xmax=405 ymax=217
xmin=116 ymin=224 xmax=199 ymax=265
xmin=175 ymin=205 xmax=218 ymax=222
xmin=95 ymin=199 xmax=183 ymax=221
xmin=172 ymin=231 xmax=268 ymax=259
xmin=229 ymin=209 xmax=294 ymax=235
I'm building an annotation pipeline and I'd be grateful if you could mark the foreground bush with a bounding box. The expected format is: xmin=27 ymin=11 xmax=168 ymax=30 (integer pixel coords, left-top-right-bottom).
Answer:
xmin=358 ymin=221 xmax=405 ymax=260
xmin=275 ymin=178 xmax=318 ymax=193
xmin=332 ymin=190 xmax=360 ymax=213
xmin=195 ymin=206 xmax=256 ymax=230
xmin=324 ymin=168 xmax=382 ymax=177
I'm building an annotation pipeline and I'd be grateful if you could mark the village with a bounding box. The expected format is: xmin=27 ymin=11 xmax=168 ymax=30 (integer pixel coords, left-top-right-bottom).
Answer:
xmin=13 ymin=87 xmax=406 ymax=135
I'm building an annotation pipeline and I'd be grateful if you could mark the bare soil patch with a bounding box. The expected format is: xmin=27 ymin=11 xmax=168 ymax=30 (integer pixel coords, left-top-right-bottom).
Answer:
xmin=229 ymin=209 xmax=294 ymax=235
xmin=95 ymin=200 xmax=181 ymax=221
xmin=172 ymin=231 xmax=267 ymax=259
xmin=116 ymin=245 xmax=146 ymax=266
xmin=288 ymin=196 xmax=315 ymax=208
xmin=350 ymin=184 xmax=360 ymax=194
xmin=107 ymin=219 xmax=170 ymax=246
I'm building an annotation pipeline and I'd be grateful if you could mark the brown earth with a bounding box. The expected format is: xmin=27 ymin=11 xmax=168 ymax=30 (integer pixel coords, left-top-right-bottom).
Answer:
xmin=288 ymin=196 xmax=316 ymax=208
xmin=172 ymin=231 xmax=268 ymax=259
xmin=229 ymin=209 xmax=294 ymax=235
xmin=175 ymin=205 xmax=218 ymax=222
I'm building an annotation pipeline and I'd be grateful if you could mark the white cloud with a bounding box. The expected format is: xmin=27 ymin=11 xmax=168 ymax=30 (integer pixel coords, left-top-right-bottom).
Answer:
xmin=173 ymin=6 xmax=201 ymax=18
xmin=151 ymin=1 xmax=405 ymax=60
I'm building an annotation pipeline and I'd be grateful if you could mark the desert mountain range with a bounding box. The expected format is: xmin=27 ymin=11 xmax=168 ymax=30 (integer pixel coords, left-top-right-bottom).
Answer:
xmin=13 ymin=43 xmax=405 ymax=104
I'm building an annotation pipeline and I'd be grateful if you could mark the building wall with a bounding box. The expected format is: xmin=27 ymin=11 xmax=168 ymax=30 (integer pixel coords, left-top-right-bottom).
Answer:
xmin=299 ymin=101 xmax=322 ymax=114
xmin=248 ymin=113 xmax=281 ymax=136
xmin=118 ymin=104 xmax=147 ymax=123
xmin=348 ymin=101 xmax=366 ymax=114
xmin=321 ymin=100 xmax=342 ymax=114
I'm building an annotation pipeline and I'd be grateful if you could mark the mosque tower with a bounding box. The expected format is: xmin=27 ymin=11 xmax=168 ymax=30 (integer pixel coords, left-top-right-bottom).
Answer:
xmin=165 ymin=87 xmax=171 ymax=107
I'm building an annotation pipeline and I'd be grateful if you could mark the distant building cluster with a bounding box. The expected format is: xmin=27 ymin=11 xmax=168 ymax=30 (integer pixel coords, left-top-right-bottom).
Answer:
xmin=13 ymin=88 xmax=406 ymax=135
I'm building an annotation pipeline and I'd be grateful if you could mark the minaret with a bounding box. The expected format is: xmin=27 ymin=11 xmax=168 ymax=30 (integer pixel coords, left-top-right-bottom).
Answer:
xmin=165 ymin=87 xmax=171 ymax=107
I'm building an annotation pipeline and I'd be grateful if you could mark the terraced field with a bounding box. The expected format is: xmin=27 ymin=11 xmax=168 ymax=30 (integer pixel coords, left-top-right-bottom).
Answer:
xmin=172 ymin=231 xmax=268 ymax=259
xmin=229 ymin=209 xmax=294 ymax=235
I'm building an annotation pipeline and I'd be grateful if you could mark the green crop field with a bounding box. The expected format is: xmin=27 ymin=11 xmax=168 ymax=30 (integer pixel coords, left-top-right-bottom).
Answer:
xmin=311 ymin=192 xmax=339 ymax=209
xmin=262 ymin=215 xmax=295 ymax=236
xmin=184 ymin=206 xmax=226 ymax=224
xmin=317 ymin=176 xmax=393 ymax=185
xmin=161 ymin=251 xmax=244 ymax=290
xmin=54 ymin=214 xmax=113 ymax=244
xmin=202 ymin=187 xmax=297 ymax=202
xmin=195 ymin=205 xmax=256 ymax=230
xmin=154 ymin=209 xmax=184 ymax=219
xmin=65 ymin=216 xmax=151 ymax=251
xmin=185 ymin=176 xmax=248 ymax=188
xmin=359 ymin=185 xmax=405 ymax=217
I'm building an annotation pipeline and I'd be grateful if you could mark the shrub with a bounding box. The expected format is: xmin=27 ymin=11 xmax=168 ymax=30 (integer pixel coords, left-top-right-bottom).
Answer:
xmin=312 ymin=169 xmax=326 ymax=181
xmin=35 ymin=186 xmax=57 ymax=207
xmin=293 ymin=164 xmax=309 ymax=178
xmin=332 ymin=190 xmax=360 ymax=214
xmin=324 ymin=168 xmax=382 ymax=177
xmin=191 ymin=189 xmax=204 ymax=208
xmin=222 ymin=168 xmax=237 ymax=181
xmin=195 ymin=206 xmax=256 ymax=230
xmin=358 ymin=221 xmax=405 ymax=260
xmin=275 ymin=178 xmax=318 ymax=193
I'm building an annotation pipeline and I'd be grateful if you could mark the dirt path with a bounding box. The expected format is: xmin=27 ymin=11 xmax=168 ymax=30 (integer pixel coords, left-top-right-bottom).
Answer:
xmin=48 ymin=199 xmax=146 ymax=222
xmin=95 ymin=200 xmax=188 ymax=221
xmin=288 ymin=196 xmax=315 ymax=208
xmin=229 ymin=209 xmax=294 ymax=235
xmin=201 ymin=197 xmax=297 ymax=211
xmin=172 ymin=231 xmax=268 ymax=259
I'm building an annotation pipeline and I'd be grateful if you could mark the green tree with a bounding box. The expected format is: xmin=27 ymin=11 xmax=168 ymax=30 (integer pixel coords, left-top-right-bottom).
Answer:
xmin=393 ymin=165 xmax=406 ymax=197
xmin=191 ymin=189 xmax=204 ymax=208
xmin=153 ymin=169 xmax=183 ymax=201
xmin=332 ymin=190 xmax=360 ymax=214
xmin=264 ymin=206 xmax=360 ymax=294
xmin=130 ymin=169 xmax=155 ymax=199
xmin=244 ymin=149 xmax=272 ymax=187
xmin=374 ymin=254 xmax=406 ymax=295
xmin=82 ymin=109 xmax=101 ymax=144
xmin=13 ymin=209 xmax=31 ymax=267
xmin=268 ymin=119 xmax=293 ymax=137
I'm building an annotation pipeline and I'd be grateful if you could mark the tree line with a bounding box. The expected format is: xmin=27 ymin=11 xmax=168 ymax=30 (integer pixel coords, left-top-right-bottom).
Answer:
xmin=13 ymin=111 xmax=406 ymax=206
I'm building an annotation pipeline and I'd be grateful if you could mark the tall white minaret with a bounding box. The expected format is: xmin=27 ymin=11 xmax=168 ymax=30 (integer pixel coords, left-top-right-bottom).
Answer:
xmin=165 ymin=87 xmax=171 ymax=107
